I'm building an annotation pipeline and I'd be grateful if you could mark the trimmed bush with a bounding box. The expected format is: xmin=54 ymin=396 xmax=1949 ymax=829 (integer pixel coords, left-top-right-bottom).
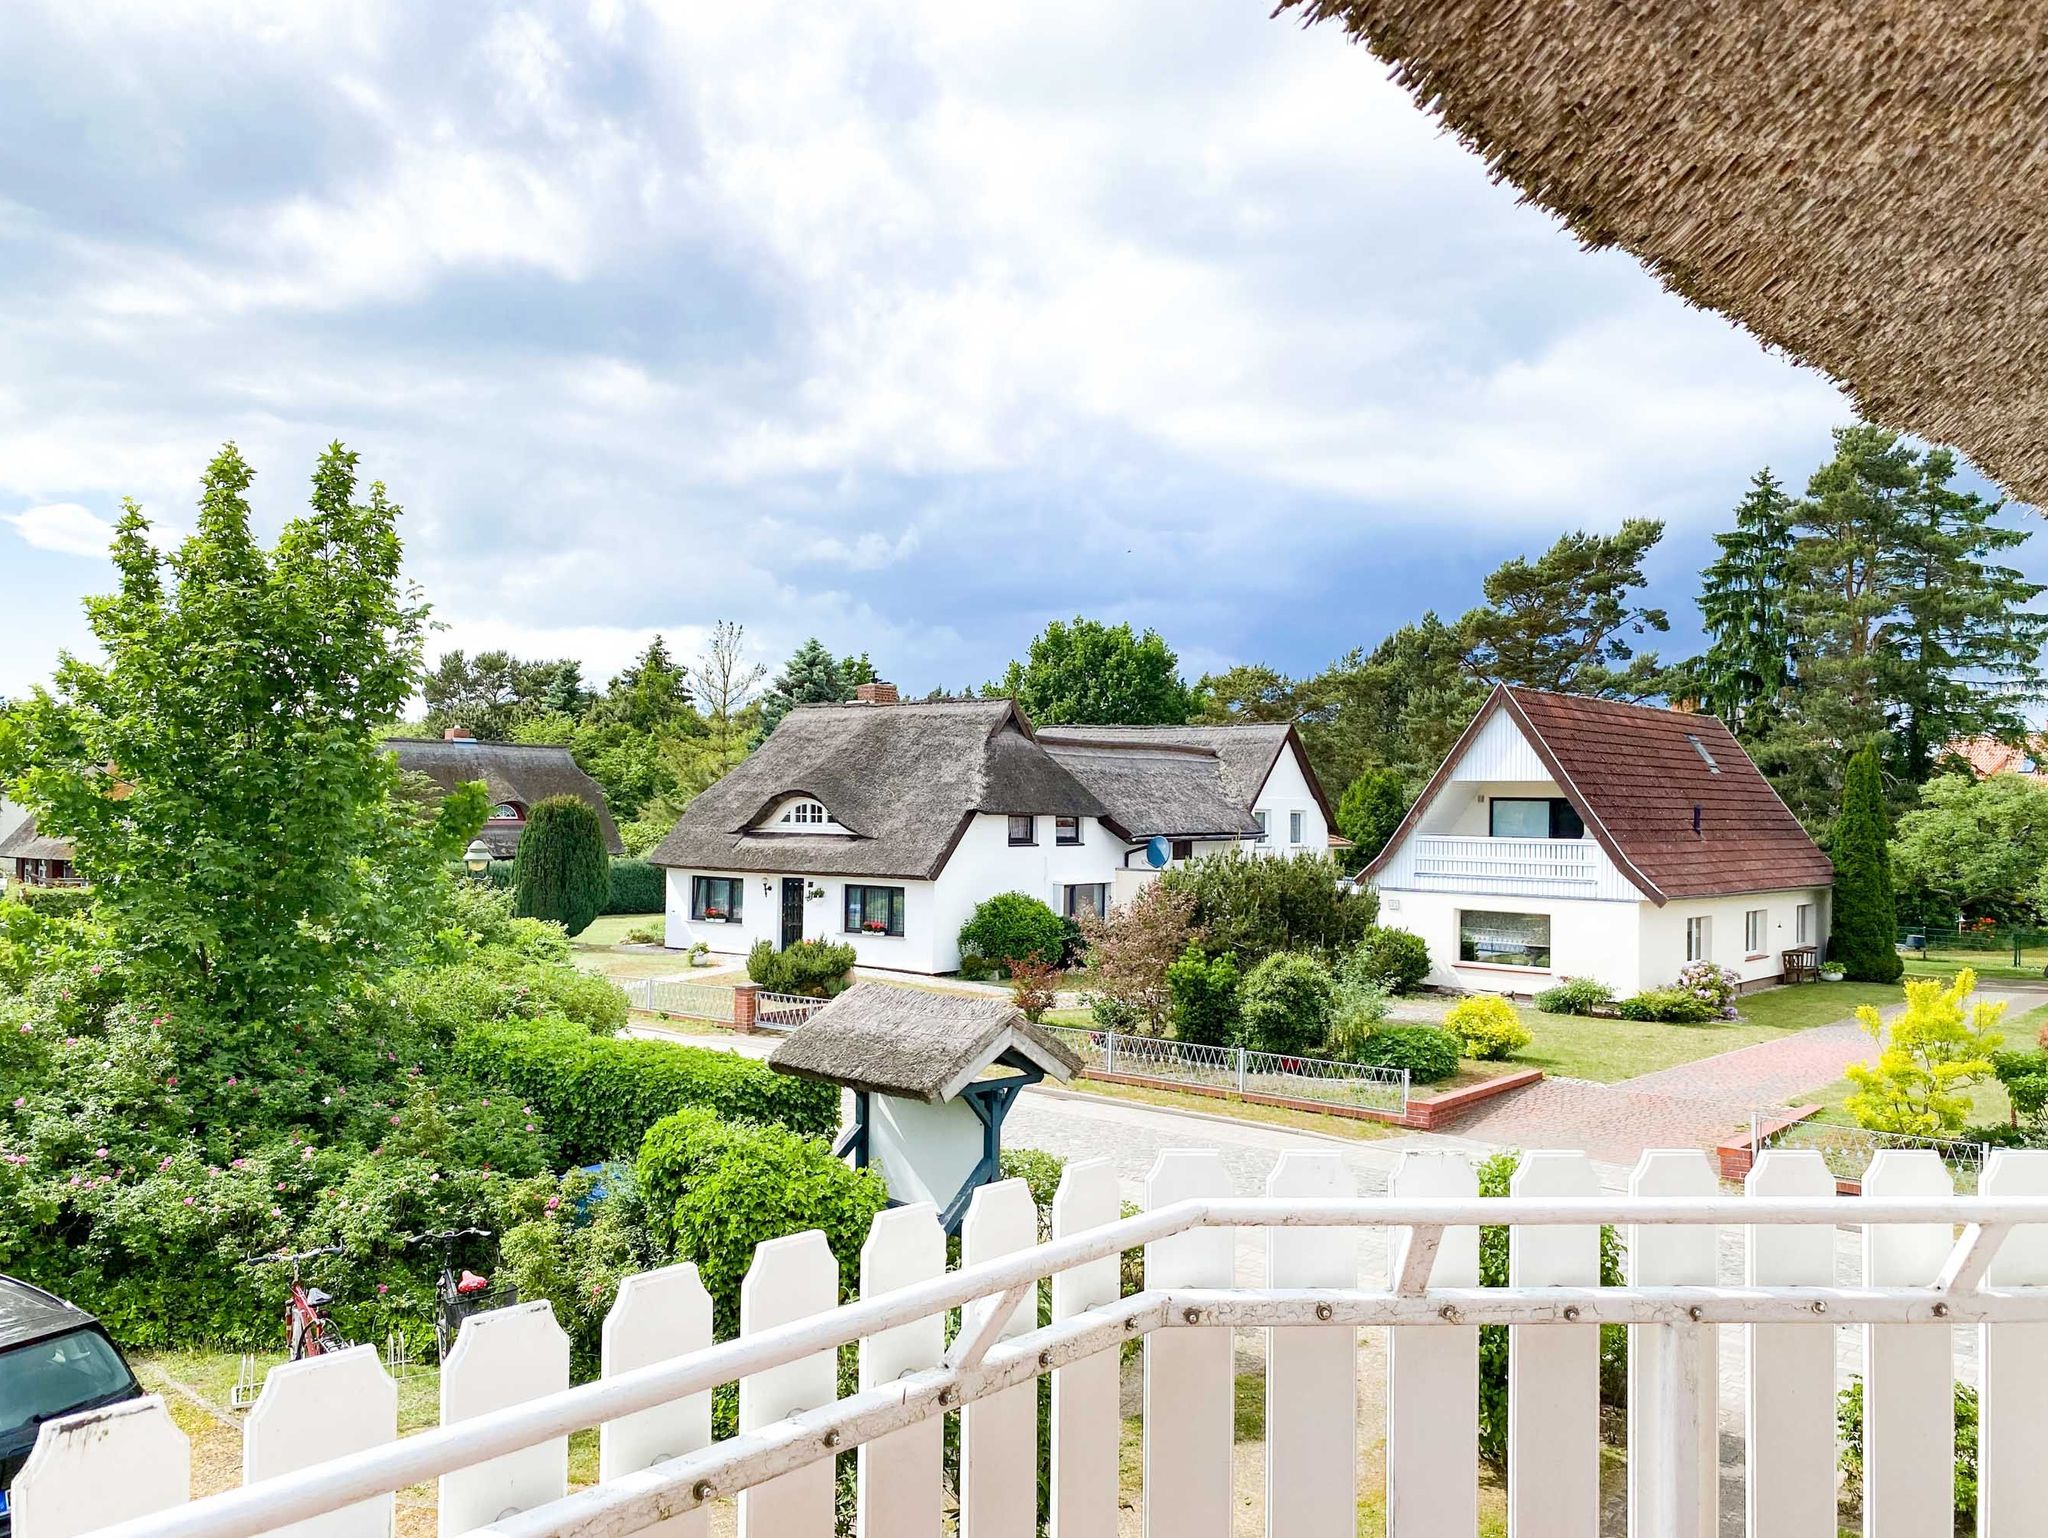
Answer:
xmin=1532 ymin=977 xmax=1613 ymax=1015
xmin=1444 ymin=996 xmax=1531 ymax=1061
xmin=1236 ymin=952 xmax=1335 ymax=1055
xmin=604 ymin=858 xmax=665 ymax=915
xmin=7 ymin=886 xmax=94 ymax=918
xmin=746 ymin=938 xmax=856 ymax=997
xmin=1616 ymin=987 xmax=1719 ymax=1024
xmin=1673 ymin=960 xmax=1740 ymax=1017
xmin=454 ymin=1020 xmax=838 ymax=1164
xmin=1157 ymin=849 xmax=1376 ymax=963
xmin=957 ymin=892 xmax=1067 ymax=971
xmin=1338 ymin=1023 xmax=1460 ymax=1083
xmin=513 ymin=796 xmax=611 ymax=937
xmin=636 ymin=1108 xmax=887 ymax=1336
xmin=1166 ymin=945 xmax=1241 ymax=1047
xmin=1353 ymin=926 xmax=1431 ymax=993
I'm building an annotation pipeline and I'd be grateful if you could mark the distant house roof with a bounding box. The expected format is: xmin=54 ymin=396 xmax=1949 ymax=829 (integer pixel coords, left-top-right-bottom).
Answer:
xmin=0 ymin=815 xmax=72 ymax=864
xmin=648 ymin=699 xmax=1106 ymax=879
xmin=1948 ymin=736 xmax=2048 ymax=781
xmin=1035 ymin=722 xmax=1333 ymax=840
xmin=1366 ymin=685 xmax=1833 ymax=904
xmin=767 ymin=982 xmax=1079 ymax=1102
xmin=384 ymin=736 xmax=624 ymax=857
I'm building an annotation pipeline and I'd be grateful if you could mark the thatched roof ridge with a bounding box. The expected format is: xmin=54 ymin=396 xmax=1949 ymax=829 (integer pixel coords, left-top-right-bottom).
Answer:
xmin=0 ymin=814 xmax=74 ymax=863
xmin=766 ymin=982 xmax=1080 ymax=1101
xmin=1281 ymin=0 xmax=2048 ymax=504
xmin=384 ymin=736 xmax=624 ymax=857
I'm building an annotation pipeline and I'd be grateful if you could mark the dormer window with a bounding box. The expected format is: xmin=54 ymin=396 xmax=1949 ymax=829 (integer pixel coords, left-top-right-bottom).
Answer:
xmin=489 ymin=802 xmax=525 ymax=822
xmin=780 ymin=800 xmax=828 ymax=826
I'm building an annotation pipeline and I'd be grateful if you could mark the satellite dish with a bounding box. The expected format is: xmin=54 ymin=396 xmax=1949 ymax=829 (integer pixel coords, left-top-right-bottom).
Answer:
xmin=1145 ymin=836 xmax=1170 ymax=869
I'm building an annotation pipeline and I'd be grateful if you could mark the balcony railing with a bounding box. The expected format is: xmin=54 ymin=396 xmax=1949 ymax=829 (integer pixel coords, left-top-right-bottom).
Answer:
xmin=1412 ymin=832 xmax=1598 ymax=894
xmin=19 ymin=1147 xmax=2048 ymax=1538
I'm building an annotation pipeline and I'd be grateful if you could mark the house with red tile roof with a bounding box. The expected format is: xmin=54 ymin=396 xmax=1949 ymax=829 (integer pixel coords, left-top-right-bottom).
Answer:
xmin=1363 ymin=686 xmax=1834 ymax=997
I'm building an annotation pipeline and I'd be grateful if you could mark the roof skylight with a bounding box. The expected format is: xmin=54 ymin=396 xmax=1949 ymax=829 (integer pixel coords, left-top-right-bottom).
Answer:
xmin=1685 ymin=733 xmax=1721 ymax=773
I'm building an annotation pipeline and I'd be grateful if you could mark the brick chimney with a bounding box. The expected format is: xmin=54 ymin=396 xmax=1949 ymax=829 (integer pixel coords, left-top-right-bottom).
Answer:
xmin=854 ymin=681 xmax=899 ymax=705
xmin=444 ymin=727 xmax=475 ymax=741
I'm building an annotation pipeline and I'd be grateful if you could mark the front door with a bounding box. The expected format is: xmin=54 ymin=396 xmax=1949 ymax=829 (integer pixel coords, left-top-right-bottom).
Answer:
xmin=781 ymin=878 xmax=806 ymax=949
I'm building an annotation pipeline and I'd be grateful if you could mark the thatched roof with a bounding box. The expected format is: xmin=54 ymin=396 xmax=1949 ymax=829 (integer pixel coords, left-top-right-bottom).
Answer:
xmin=766 ymin=982 xmax=1080 ymax=1101
xmin=1039 ymin=723 xmax=1334 ymax=833
xmin=0 ymin=814 xmax=73 ymax=863
xmin=383 ymin=737 xmax=624 ymax=857
xmin=647 ymin=700 xmax=1108 ymax=879
xmin=1281 ymin=0 xmax=2048 ymax=504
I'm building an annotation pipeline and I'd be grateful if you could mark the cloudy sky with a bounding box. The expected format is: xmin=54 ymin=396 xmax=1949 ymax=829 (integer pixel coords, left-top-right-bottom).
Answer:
xmin=0 ymin=1 xmax=2024 ymax=704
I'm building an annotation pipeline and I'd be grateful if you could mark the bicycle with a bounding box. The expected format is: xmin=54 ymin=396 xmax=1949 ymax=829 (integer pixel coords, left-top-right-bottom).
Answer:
xmin=245 ymin=1244 xmax=352 ymax=1360
xmin=410 ymin=1227 xmax=516 ymax=1359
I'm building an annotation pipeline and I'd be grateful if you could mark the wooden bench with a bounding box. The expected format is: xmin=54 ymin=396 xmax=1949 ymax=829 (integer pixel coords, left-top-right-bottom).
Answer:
xmin=1780 ymin=944 xmax=1820 ymax=983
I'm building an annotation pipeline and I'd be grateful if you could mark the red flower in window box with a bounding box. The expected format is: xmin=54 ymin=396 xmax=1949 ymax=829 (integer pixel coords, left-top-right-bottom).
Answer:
xmin=862 ymin=919 xmax=887 ymax=933
xmin=704 ymin=907 xmax=726 ymax=920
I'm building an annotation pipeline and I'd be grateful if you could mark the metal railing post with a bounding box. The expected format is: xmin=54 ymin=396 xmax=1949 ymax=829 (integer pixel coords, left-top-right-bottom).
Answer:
xmin=1236 ymin=1047 xmax=1248 ymax=1094
xmin=1104 ymin=1031 xmax=1117 ymax=1076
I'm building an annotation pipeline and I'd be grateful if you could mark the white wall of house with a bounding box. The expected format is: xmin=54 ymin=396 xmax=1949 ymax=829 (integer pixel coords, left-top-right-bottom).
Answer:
xmin=929 ymin=813 xmax=1123 ymax=972
xmin=1244 ymin=743 xmax=1327 ymax=855
xmin=663 ymin=867 xmax=945 ymax=973
xmin=1377 ymin=884 xmax=1833 ymax=998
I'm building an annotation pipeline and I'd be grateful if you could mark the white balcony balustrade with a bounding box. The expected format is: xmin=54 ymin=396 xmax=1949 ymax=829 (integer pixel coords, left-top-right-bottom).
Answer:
xmin=18 ymin=1147 xmax=2048 ymax=1538
xmin=1411 ymin=833 xmax=1601 ymax=896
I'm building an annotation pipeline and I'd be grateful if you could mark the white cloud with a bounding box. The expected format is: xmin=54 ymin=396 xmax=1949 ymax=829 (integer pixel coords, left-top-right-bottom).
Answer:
xmin=3 ymin=502 xmax=116 ymax=557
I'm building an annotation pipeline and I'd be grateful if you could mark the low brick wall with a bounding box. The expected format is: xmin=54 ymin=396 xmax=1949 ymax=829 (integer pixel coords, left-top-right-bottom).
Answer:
xmin=1715 ymin=1104 xmax=1822 ymax=1182
xmin=1073 ymin=1064 xmax=1544 ymax=1132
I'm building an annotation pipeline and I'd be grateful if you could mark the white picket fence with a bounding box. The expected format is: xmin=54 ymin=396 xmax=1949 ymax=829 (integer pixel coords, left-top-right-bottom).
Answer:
xmin=19 ymin=1146 xmax=2048 ymax=1538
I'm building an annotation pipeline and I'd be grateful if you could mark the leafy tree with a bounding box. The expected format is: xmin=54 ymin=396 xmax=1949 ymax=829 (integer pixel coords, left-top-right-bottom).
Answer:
xmin=1694 ymin=470 xmax=1798 ymax=732
xmin=1844 ymin=970 xmax=2003 ymax=1135
xmin=1335 ymin=767 xmax=1410 ymax=867
xmin=421 ymin=651 xmax=592 ymax=740
xmin=1829 ymin=744 xmax=1902 ymax=982
xmin=1890 ymin=774 xmax=2048 ymax=926
xmin=1296 ymin=615 xmax=1484 ymax=795
xmin=1164 ymin=943 xmax=1239 ymax=1046
xmin=756 ymin=637 xmax=853 ymax=744
xmin=1079 ymin=880 xmax=1196 ymax=1034
xmin=999 ymin=618 xmax=1194 ymax=725
xmin=840 ymin=652 xmax=879 ymax=689
xmin=1157 ymin=849 xmax=1376 ymax=964
xmin=1193 ymin=664 xmax=1298 ymax=724
xmin=690 ymin=621 xmax=767 ymax=763
xmin=0 ymin=442 xmax=487 ymax=1043
xmin=513 ymin=795 xmax=611 ymax=937
xmin=1236 ymin=952 xmax=1335 ymax=1054
xmin=1459 ymin=519 xmax=1669 ymax=696
xmin=594 ymin=636 xmax=697 ymax=735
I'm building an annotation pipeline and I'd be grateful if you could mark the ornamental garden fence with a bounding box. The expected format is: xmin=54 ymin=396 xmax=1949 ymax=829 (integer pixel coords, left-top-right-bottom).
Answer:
xmin=624 ymin=979 xmax=734 ymax=1024
xmin=1042 ymin=1023 xmax=1410 ymax=1117
xmin=20 ymin=1145 xmax=2048 ymax=1538
xmin=1753 ymin=1111 xmax=1991 ymax=1192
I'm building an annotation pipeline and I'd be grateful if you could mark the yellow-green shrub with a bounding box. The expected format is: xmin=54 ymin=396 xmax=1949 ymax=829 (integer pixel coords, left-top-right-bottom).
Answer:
xmin=1444 ymin=995 xmax=1531 ymax=1061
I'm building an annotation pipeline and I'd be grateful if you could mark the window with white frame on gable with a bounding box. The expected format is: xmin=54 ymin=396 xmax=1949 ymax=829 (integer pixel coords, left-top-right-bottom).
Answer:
xmin=778 ymin=799 xmax=828 ymax=826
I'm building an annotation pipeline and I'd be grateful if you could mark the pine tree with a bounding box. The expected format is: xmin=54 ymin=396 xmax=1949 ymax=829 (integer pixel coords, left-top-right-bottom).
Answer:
xmin=1695 ymin=470 xmax=1796 ymax=732
xmin=756 ymin=636 xmax=851 ymax=742
xmin=1459 ymin=519 xmax=1669 ymax=697
xmin=513 ymin=795 xmax=611 ymax=937
xmin=1829 ymin=744 xmax=1902 ymax=983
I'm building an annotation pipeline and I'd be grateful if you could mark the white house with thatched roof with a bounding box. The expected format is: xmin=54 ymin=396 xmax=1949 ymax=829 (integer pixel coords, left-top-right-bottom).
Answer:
xmin=648 ymin=693 xmax=1335 ymax=974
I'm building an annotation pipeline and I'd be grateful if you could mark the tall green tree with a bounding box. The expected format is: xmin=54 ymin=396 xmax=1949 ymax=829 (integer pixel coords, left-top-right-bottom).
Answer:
xmin=0 ymin=443 xmax=487 ymax=1040
xmin=421 ymin=651 xmax=592 ymax=740
xmin=1694 ymin=470 xmax=1797 ymax=731
xmin=1335 ymin=767 xmax=1411 ymax=868
xmin=756 ymin=637 xmax=851 ymax=743
xmin=513 ymin=795 xmax=611 ymax=937
xmin=1459 ymin=519 xmax=1669 ymax=696
xmin=1193 ymin=664 xmax=1299 ymax=724
xmin=1829 ymin=744 xmax=1903 ymax=982
xmin=999 ymin=618 xmax=1194 ymax=725
xmin=1889 ymin=773 xmax=2048 ymax=926
xmin=1296 ymin=614 xmax=1484 ymax=794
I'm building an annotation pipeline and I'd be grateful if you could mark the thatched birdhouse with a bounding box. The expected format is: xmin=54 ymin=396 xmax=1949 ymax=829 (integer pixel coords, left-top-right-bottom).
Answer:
xmin=767 ymin=983 xmax=1079 ymax=1232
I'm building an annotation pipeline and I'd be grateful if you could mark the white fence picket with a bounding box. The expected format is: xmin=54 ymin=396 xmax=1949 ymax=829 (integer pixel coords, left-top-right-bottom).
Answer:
xmin=1143 ymin=1149 xmax=1234 ymax=1538
xmin=961 ymin=1179 xmax=1040 ymax=1538
xmin=1977 ymin=1150 xmax=2048 ymax=1535
xmin=1384 ymin=1150 xmax=1479 ymax=1538
xmin=1507 ymin=1150 xmax=1601 ymax=1538
xmin=1264 ymin=1151 xmax=1356 ymax=1538
xmin=1049 ymin=1158 xmax=1120 ymax=1538
xmin=857 ymin=1204 xmax=945 ymax=1538
xmin=1861 ymin=1150 xmax=1954 ymax=1538
xmin=738 ymin=1230 xmax=838 ymax=1538
xmin=1744 ymin=1150 xmax=1838 ymax=1538
xmin=1626 ymin=1150 xmax=1716 ymax=1538
xmin=11 ymin=1396 xmax=189 ymax=1538
xmin=245 ymin=1347 xmax=396 ymax=1538
xmin=599 ymin=1264 xmax=713 ymax=1538
xmin=438 ymin=1302 xmax=570 ymax=1538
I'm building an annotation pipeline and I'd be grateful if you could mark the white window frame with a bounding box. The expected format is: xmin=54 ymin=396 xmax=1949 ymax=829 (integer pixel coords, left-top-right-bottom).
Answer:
xmin=1795 ymin=903 xmax=1814 ymax=945
xmin=1685 ymin=916 xmax=1711 ymax=963
xmin=1289 ymin=810 xmax=1304 ymax=846
xmin=1252 ymin=810 xmax=1269 ymax=844
xmin=1745 ymin=907 xmax=1768 ymax=958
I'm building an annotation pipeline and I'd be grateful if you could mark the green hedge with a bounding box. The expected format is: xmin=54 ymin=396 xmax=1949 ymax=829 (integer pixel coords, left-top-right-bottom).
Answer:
xmin=604 ymin=859 xmax=665 ymax=915
xmin=453 ymin=1020 xmax=839 ymax=1164
xmin=7 ymin=886 xmax=94 ymax=918
xmin=636 ymin=1108 xmax=886 ymax=1335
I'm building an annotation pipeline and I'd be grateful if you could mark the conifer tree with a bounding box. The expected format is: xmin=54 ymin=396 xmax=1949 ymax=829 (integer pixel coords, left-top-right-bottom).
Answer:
xmin=756 ymin=636 xmax=852 ymax=742
xmin=513 ymin=794 xmax=610 ymax=937
xmin=1829 ymin=744 xmax=1902 ymax=982
xmin=1695 ymin=470 xmax=1797 ymax=732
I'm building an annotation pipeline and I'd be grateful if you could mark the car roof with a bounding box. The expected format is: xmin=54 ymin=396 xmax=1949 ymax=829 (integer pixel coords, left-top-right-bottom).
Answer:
xmin=0 ymin=1274 xmax=97 ymax=1348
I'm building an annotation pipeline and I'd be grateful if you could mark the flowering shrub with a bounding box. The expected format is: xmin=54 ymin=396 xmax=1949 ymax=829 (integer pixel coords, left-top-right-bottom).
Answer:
xmin=1444 ymin=995 xmax=1532 ymax=1061
xmin=1673 ymin=961 xmax=1741 ymax=1017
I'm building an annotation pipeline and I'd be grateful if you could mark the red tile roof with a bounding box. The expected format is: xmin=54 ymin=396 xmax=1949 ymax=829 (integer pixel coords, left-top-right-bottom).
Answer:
xmin=1366 ymin=685 xmax=1834 ymax=904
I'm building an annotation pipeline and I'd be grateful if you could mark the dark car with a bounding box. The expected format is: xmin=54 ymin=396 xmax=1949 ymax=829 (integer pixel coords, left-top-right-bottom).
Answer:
xmin=0 ymin=1276 xmax=145 ymax=1536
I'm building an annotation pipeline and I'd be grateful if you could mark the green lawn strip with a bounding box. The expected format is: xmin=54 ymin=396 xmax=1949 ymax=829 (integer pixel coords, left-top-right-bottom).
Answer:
xmin=1795 ymin=1072 xmax=2013 ymax=1131
xmin=1730 ymin=981 xmax=1898 ymax=1031
xmin=1507 ymin=982 xmax=1887 ymax=1083
xmin=1903 ymin=955 xmax=2044 ymax=983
